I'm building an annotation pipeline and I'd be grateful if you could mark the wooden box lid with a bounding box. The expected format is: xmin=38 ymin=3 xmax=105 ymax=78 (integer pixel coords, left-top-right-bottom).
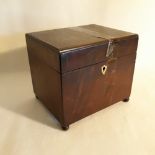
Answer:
xmin=26 ymin=24 xmax=138 ymax=73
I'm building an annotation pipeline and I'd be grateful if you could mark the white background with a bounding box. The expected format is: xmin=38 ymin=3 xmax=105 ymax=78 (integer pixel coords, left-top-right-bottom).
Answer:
xmin=0 ymin=0 xmax=155 ymax=155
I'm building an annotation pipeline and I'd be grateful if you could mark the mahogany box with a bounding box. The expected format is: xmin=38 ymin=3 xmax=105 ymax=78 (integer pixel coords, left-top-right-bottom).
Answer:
xmin=25 ymin=24 xmax=138 ymax=130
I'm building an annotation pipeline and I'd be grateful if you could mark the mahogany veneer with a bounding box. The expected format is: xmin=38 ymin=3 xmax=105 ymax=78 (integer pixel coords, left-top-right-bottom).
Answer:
xmin=25 ymin=24 xmax=138 ymax=130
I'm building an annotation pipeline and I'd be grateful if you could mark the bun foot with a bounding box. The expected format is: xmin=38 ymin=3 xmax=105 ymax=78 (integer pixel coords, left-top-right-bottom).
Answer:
xmin=61 ymin=125 xmax=69 ymax=131
xmin=123 ymin=98 xmax=129 ymax=102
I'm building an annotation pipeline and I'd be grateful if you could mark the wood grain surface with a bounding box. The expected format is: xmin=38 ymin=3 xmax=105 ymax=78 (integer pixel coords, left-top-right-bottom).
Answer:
xmin=26 ymin=24 xmax=138 ymax=129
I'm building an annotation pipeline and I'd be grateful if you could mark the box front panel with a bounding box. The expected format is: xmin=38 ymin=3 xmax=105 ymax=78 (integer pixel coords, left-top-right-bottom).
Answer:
xmin=60 ymin=43 xmax=108 ymax=73
xmin=60 ymin=37 xmax=138 ymax=74
xmin=62 ymin=53 xmax=136 ymax=124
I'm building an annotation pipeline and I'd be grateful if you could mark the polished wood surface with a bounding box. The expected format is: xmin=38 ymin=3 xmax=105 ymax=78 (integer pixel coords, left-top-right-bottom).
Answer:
xmin=62 ymin=53 xmax=136 ymax=125
xmin=61 ymin=37 xmax=138 ymax=73
xmin=26 ymin=42 xmax=64 ymax=126
xmin=26 ymin=36 xmax=60 ymax=72
xmin=27 ymin=24 xmax=137 ymax=52
xmin=79 ymin=24 xmax=136 ymax=40
xmin=26 ymin=24 xmax=138 ymax=129
xmin=27 ymin=27 xmax=107 ymax=51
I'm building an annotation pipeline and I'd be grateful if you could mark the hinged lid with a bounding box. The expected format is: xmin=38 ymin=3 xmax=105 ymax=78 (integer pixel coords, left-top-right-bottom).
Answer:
xmin=26 ymin=24 xmax=138 ymax=73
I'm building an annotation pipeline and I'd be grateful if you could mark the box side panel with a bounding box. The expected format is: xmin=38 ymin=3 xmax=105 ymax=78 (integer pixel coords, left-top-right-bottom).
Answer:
xmin=62 ymin=53 xmax=136 ymax=125
xmin=26 ymin=35 xmax=60 ymax=72
xmin=26 ymin=36 xmax=64 ymax=124
xmin=113 ymin=37 xmax=138 ymax=57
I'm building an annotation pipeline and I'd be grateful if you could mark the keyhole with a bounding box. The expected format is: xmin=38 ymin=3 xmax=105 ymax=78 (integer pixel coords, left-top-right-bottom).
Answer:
xmin=102 ymin=66 xmax=106 ymax=71
xmin=101 ymin=65 xmax=107 ymax=75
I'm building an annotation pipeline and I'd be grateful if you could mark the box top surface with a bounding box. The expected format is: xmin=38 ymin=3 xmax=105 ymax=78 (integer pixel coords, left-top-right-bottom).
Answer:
xmin=27 ymin=24 xmax=137 ymax=52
